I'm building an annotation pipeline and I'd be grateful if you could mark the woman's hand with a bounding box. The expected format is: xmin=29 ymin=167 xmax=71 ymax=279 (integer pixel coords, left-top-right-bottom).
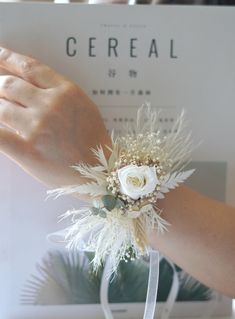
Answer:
xmin=0 ymin=47 xmax=112 ymax=191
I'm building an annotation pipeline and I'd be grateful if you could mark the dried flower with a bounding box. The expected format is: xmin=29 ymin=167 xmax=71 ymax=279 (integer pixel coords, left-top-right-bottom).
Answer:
xmin=117 ymin=165 xmax=159 ymax=200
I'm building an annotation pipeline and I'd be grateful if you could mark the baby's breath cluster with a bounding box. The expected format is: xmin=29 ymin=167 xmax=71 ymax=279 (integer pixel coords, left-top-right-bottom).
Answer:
xmin=118 ymin=132 xmax=173 ymax=171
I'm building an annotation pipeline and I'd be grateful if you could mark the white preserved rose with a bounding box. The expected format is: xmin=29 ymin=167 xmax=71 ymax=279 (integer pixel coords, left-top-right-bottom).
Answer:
xmin=117 ymin=165 xmax=159 ymax=200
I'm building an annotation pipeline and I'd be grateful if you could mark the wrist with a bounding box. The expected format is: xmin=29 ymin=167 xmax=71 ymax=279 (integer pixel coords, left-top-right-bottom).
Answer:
xmin=147 ymin=185 xmax=189 ymax=250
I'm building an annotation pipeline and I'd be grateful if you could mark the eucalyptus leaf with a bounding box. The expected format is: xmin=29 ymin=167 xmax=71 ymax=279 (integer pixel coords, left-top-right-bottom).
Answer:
xmin=99 ymin=210 xmax=107 ymax=218
xmin=106 ymin=187 xmax=113 ymax=195
xmin=102 ymin=195 xmax=117 ymax=211
xmin=91 ymin=207 xmax=101 ymax=216
xmin=115 ymin=198 xmax=125 ymax=209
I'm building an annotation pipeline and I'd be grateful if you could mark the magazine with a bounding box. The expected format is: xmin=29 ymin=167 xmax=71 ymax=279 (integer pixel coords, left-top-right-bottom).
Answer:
xmin=0 ymin=3 xmax=233 ymax=318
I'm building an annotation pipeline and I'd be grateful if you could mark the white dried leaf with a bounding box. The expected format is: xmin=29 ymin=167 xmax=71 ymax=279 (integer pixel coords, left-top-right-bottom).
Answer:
xmin=92 ymin=165 xmax=106 ymax=172
xmin=71 ymin=163 xmax=107 ymax=184
xmin=155 ymin=192 xmax=165 ymax=199
xmin=91 ymin=146 xmax=109 ymax=171
xmin=160 ymin=169 xmax=195 ymax=193
xmin=47 ymin=182 xmax=107 ymax=198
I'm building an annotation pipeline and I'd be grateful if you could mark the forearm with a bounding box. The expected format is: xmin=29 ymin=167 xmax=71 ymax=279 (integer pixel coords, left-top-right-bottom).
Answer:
xmin=149 ymin=185 xmax=235 ymax=297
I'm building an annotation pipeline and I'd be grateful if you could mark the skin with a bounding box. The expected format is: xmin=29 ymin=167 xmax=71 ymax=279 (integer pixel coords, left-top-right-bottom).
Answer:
xmin=0 ymin=47 xmax=234 ymax=298
xmin=150 ymin=186 xmax=235 ymax=298
xmin=0 ymin=46 xmax=112 ymax=199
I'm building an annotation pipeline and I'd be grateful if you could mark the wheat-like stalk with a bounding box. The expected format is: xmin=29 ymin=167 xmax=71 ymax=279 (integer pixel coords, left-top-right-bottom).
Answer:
xmin=132 ymin=216 xmax=148 ymax=253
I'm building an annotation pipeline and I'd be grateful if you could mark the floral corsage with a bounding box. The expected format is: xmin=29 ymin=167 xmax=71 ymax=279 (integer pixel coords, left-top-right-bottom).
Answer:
xmin=47 ymin=104 xmax=194 ymax=274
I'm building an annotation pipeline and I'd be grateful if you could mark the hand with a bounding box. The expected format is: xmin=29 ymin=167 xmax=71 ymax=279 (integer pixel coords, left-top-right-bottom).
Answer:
xmin=0 ymin=47 xmax=112 ymax=193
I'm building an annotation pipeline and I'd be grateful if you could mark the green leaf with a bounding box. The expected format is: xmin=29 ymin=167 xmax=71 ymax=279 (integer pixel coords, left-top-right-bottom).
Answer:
xmin=99 ymin=210 xmax=107 ymax=218
xmin=91 ymin=207 xmax=102 ymax=216
xmin=106 ymin=187 xmax=113 ymax=195
xmin=102 ymin=195 xmax=117 ymax=211
xmin=115 ymin=198 xmax=125 ymax=209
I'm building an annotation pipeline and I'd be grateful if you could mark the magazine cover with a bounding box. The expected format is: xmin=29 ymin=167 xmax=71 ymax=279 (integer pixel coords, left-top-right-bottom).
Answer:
xmin=0 ymin=3 xmax=233 ymax=318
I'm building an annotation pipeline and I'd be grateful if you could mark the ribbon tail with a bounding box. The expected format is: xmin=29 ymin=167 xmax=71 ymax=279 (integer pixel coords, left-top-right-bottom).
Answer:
xmin=161 ymin=259 xmax=179 ymax=319
xmin=100 ymin=256 xmax=114 ymax=319
xmin=143 ymin=249 xmax=160 ymax=319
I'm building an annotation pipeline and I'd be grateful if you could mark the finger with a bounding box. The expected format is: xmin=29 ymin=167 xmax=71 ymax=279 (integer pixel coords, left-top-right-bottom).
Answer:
xmin=0 ymin=98 xmax=28 ymax=134
xmin=0 ymin=66 xmax=15 ymax=76
xmin=0 ymin=126 xmax=26 ymax=160
xmin=0 ymin=67 xmax=6 ymax=75
xmin=0 ymin=47 xmax=65 ymax=89
xmin=0 ymin=75 xmax=43 ymax=108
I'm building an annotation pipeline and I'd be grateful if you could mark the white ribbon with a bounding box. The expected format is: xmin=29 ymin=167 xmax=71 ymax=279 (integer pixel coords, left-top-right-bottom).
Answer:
xmin=100 ymin=256 xmax=114 ymax=319
xmin=100 ymin=249 xmax=160 ymax=319
xmin=48 ymin=232 xmax=217 ymax=319
xmin=160 ymin=258 xmax=179 ymax=319
xmin=143 ymin=250 xmax=160 ymax=319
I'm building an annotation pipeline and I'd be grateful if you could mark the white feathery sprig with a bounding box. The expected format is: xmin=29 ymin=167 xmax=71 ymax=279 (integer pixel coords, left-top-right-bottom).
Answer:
xmin=159 ymin=169 xmax=195 ymax=195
